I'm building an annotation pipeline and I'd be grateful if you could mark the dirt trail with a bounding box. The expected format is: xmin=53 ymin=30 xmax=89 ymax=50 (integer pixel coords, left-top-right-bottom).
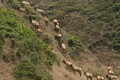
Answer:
xmin=0 ymin=60 xmax=15 ymax=80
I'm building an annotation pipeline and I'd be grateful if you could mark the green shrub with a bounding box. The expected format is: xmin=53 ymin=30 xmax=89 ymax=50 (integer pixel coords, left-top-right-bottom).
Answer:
xmin=14 ymin=60 xmax=36 ymax=78
xmin=0 ymin=8 xmax=56 ymax=80
xmin=29 ymin=52 xmax=39 ymax=64
xmin=112 ymin=27 xmax=120 ymax=52
xmin=113 ymin=40 xmax=120 ymax=52
xmin=10 ymin=53 xmax=16 ymax=62
xmin=94 ymin=0 xmax=112 ymax=11
xmin=11 ymin=1 xmax=22 ymax=9
xmin=25 ymin=7 xmax=35 ymax=14
xmin=68 ymin=35 xmax=83 ymax=49
xmin=68 ymin=35 xmax=84 ymax=60
xmin=35 ymin=72 xmax=53 ymax=80
xmin=15 ymin=51 xmax=22 ymax=59
xmin=2 ymin=55 xmax=9 ymax=62
xmin=111 ymin=3 xmax=120 ymax=12
xmin=43 ymin=35 xmax=52 ymax=44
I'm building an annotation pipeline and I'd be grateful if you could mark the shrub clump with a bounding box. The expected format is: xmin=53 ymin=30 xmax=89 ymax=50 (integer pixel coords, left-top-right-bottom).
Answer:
xmin=68 ymin=35 xmax=84 ymax=60
xmin=0 ymin=8 xmax=57 ymax=80
xmin=43 ymin=35 xmax=52 ymax=44
xmin=14 ymin=60 xmax=36 ymax=78
xmin=112 ymin=31 xmax=120 ymax=52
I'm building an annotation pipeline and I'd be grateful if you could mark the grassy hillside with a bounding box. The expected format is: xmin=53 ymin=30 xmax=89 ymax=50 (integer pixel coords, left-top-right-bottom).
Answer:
xmin=33 ymin=0 xmax=120 ymax=65
xmin=0 ymin=0 xmax=120 ymax=79
xmin=0 ymin=8 xmax=57 ymax=80
xmin=35 ymin=0 xmax=120 ymax=52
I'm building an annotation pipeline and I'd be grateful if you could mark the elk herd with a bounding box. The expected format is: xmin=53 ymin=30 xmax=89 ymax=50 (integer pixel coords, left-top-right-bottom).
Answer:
xmin=62 ymin=59 xmax=118 ymax=80
xmin=53 ymin=18 xmax=67 ymax=54
xmin=1 ymin=0 xmax=119 ymax=80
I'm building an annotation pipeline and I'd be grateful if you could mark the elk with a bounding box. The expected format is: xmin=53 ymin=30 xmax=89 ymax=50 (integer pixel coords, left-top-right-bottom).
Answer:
xmin=106 ymin=74 xmax=118 ymax=80
xmin=84 ymin=72 xmax=93 ymax=80
xmin=61 ymin=43 xmax=67 ymax=53
xmin=71 ymin=64 xmax=82 ymax=76
xmin=54 ymin=25 xmax=60 ymax=32
xmin=94 ymin=75 xmax=104 ymax=80
xmin=18 ymin=8 xmax=26 ymax=12
xmin=22 ymin=1 xmax=30 ymax=5
xmin=55 ymin=33 xmax=62 ymax=42
xmin=62 ymin=59 xmax=73 ymax=69
xmin=53 ymin=19 xmax=58 ymax=26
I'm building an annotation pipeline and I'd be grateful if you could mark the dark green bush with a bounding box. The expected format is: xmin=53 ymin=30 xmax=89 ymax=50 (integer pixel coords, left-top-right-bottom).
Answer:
xmin=2 ymin=55 xmax=9 ymax=62
xmin=68 ymin=35 xmax=83 ymax=49
xmin=43 ymin=35 xmax=52 ymax=44
xmin=11 ymin=1 xmax=22 ymax=9
xmin=29 ymin=52 xmax=39 ymax=64
xmin=111 ymin=3 xmax=120 ymax=12
xmin=26 ymin=7 xmax=35 ymax=15
xmin=0 ymin=8 xmax=56 ymax=80
xmin=15 ymin=51 xmax=22 ymax=59
xmin=14 ymin=60 xmax=36 ymax=78
xmin=10 ymin=53 xmax=16 ymax=62
xmin=35 ymin=71 xmax=53 ymax=80
xmin=112 ymin=31 xmax=120 ymax=52
xmin=68 ymin=35 xmax=84 ymax=60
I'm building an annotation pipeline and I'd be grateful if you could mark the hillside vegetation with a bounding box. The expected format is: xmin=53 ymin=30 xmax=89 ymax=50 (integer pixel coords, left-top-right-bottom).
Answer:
xmin=39 ymin=0 xmax=120 ymax=52
xmin=35 ymin=0 xmax=120 ymax=65
xmin=0 ymin=0 xmax=120 ymax=80
xmin=0 ymin=7 xmax=57 ymax=80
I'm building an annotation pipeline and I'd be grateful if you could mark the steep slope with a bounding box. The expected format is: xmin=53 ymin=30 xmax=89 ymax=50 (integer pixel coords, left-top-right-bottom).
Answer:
xmin=37 ymin=0 xmax=120 ymax=78
xmin=0 ymin=7 xmax=57 ymax=80
xmin=0 ymin=0 xmax=120 ymax=80
xmin=31 ymin=0 xmax=120 ymax=79
xmin=43 ymin=19 xmax=109 ymax=80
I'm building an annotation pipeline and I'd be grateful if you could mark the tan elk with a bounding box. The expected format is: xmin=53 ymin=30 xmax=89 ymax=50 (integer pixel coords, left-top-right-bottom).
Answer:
xmin=71 ymin=64 xmax=82 ymax=76
xmin=61 ymin=43 xmax=67 ymax=53
xmin=84 ymin=72 xmax=93 ymax=80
